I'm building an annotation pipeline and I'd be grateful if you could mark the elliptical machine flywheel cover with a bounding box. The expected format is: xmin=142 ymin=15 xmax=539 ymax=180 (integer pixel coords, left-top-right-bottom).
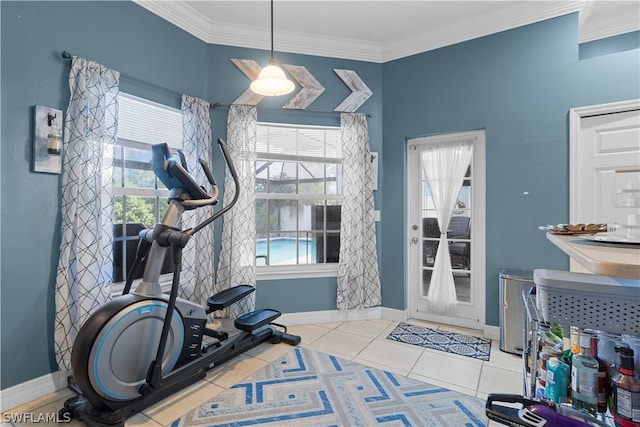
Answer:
xmin=71 ymin=294 xmax=185 ymax=411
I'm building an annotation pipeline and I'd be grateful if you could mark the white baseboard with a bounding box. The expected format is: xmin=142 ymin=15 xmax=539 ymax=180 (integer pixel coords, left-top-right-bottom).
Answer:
xmin=0 ymin=370 xmax=70 ymax=412
xmin=278 ymin=306 xmax=407 ymax=326
xmin=380 ymin=306 xmax=408 ymax=322
xmin=484 ymin=325 xmax=500 ymax=341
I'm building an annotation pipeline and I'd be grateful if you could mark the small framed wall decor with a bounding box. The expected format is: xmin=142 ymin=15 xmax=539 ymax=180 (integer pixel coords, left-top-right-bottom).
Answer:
xmin=33 ymin=105 xmax=63 ymax=174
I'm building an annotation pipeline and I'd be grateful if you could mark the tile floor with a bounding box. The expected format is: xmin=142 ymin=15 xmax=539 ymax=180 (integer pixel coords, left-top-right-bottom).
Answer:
xmin=3 ymin=319 xmax=523 ymax=426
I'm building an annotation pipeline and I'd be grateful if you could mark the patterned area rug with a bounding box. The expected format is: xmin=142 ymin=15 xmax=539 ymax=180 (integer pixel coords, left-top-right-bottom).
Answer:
xmin=386 ymin=323 xmax=491 ymax=361
xmin=170 ymin=347 xmax=487 ymax=427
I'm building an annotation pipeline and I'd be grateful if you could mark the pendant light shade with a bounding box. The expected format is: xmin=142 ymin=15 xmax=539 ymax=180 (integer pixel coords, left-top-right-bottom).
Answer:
xmin=250 ymin=59 xmax=295 ymax=96
xmin=250 ymin=0 xmax=295 ymax=96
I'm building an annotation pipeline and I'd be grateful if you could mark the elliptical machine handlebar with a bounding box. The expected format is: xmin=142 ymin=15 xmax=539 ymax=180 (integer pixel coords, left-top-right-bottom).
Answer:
xmin=186 ymin=139 xmax=240 ymax=236
xmin=181 ymin=158 xmax=218 ymax=209
xmin=198 ymin=157 xmax=217 ymax=189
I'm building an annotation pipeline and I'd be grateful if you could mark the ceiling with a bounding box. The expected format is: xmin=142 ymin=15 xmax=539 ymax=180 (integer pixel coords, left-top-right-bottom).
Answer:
xmin=134 ymin=1 xmax=640 ymax=62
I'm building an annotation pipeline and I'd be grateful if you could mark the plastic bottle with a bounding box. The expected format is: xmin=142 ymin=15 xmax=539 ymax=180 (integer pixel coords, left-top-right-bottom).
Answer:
xmin=570 ymin=326 xmax=582 ymax=355
xmin=598 ymin=332 xmax=617 ymax=367
xmin=611 ymin=347 xmax=640 ymax=427
xmin=590 ymin=335 xmax=608 ymax=413
xmin=571 ymin=331 xmax=599 ymax=416
xmin=540 ymin=326 xmax=564 ymax=351
xmin=545 ymin=356 xmax=570 ymax=403
xmin=540 ymin=345 xmax=563 ymax=389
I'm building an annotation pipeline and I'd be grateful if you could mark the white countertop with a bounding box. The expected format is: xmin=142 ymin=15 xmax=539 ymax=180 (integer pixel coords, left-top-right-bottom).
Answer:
xmin=546 ymin=233 xmax=640 ymax=279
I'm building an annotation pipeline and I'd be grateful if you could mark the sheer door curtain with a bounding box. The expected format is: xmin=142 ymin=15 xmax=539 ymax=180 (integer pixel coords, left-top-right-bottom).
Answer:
xmin=421 ymin=140 xmax=473 ymax=314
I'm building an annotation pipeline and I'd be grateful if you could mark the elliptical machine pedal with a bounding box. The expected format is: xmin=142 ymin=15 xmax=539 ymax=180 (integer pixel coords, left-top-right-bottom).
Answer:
xmin=207 ymin=284 xmax=255 ymax=312
xmin=235 ymin=308 xmax=281 ymax=332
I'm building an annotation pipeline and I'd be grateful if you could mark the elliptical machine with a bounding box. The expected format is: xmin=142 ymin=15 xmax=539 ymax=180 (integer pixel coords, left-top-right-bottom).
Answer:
xmin=61 ymin=139 xmax=300 ymax=426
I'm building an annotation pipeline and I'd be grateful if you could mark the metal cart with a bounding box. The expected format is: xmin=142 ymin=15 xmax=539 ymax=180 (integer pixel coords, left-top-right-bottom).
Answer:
xmin=521 ymin=269 xmax=640 ymax=425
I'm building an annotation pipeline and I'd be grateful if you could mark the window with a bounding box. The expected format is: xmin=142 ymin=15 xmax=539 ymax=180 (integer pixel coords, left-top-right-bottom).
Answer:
xmin=255 ymin=123 xmax=342 ymax=275
xmin=112 ymin=93 xmax=182 ymax=287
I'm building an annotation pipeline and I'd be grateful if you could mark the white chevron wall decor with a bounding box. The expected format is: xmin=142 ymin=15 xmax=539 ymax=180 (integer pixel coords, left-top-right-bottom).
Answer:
xmin=333 ymin=69 xmax=373 ymax=112
xmin=282 ymin=64 xmax=325 ymax=110
xmin=230 ymin=60 xmax=372 ymax=112
xmin=230 ymin=58 xmax=265 ymax=106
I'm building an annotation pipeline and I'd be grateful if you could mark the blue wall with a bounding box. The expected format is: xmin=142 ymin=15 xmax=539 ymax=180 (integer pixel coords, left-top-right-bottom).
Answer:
xmin=0 ymin=1 xmax=381 ymax=389
xmin=579 ymin=30 xmax=640 ymax=60
xmin=380 ymin=15 xmax=640 ymax=325
xmin=1 ymin=1 xmax=638 ymax=390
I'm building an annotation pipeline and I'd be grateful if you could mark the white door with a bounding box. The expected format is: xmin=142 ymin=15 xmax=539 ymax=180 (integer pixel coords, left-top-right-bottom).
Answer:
xmin=570 ymin=101 xmax=640 ymax=271
xmin=407 ymin=130 xmax=486 ymax=329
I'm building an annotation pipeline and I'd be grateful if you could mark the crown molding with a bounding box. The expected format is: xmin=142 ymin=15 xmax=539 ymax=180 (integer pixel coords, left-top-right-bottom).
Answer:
xmin=382 ymin=1 xmax=585 ymax=62
xmin=134 ymin=0 xmax=212 ymax=41
xmin=134 ymin=0 xmax=384 ymax=61
xmin=579 ymin=17 xmax=640 ymax=43
xmin=134 ymin=0 xmax=636 ymax=64
xmin=210 ymin=21 xmax=384 ymax=62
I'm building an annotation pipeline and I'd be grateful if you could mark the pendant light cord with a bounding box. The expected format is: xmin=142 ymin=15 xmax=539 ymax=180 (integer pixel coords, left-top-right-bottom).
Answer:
xmin=270 ymin=0 xmax=275 ymax=61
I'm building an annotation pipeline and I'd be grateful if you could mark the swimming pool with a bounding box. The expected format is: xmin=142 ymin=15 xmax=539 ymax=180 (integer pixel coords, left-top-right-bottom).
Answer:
xmin=256 ymin=237 xmax=316 ymax=265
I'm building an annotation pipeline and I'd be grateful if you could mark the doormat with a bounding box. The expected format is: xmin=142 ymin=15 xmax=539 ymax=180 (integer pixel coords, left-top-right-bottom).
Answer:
xmin=169 ymin=347 xmax=487 ymax=427
xmin=386 ymin=323 xmax=491 ymax=361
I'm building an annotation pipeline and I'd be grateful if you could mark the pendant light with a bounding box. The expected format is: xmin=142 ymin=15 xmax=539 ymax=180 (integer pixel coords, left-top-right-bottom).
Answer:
xmin=250 ymin=0 xmax=295 ymax=96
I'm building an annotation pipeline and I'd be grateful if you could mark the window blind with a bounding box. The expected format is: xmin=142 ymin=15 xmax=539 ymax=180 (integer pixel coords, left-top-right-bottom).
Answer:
xmin=257 ymin=123 xmax=342 ymax=160
xmin=118 ymin=93 xmax=182 ymax=149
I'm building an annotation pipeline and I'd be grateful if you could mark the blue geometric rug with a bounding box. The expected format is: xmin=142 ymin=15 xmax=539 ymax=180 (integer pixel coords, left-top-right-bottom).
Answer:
xmin=169 ymin=347 xmax=487 ymax=426
xmin=386 ymin=323 xmax=491 ymax=361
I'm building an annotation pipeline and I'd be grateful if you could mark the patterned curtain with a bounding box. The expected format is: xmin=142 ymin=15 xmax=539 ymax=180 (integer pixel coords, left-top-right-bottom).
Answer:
xmin=54 ymin=57 xmax=119 ymax=371
xmin=216 ymin=105 xmax=258 ymax=318
xmin=421 ymin=140 xmax=473 ymax=314
xmin=337 ymin=113 xmax=381 ymax=310
xmin=179 ymin=95 xmax=215 ymax=311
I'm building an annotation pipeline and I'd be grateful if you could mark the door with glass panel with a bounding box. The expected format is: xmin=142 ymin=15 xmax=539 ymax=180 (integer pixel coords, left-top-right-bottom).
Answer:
xmin=407 ymin=130 xmax=486 ymax=329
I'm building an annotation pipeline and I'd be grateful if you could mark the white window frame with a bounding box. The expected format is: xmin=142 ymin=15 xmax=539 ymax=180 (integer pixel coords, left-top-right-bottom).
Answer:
xmin=255 ymin=122 xmax=342 ymax=281
xmin=110 ymin=93 xmax=182 ymax=296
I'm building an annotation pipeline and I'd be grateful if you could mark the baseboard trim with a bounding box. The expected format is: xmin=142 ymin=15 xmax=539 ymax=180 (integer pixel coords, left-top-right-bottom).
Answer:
xmin=380 ymin=306 xmax=408 ymax=322
xmin=0 ymin=370 xmax=70 ymax=412
xmin=484 ymin=325 xmax=500 ymax=341
xmin=279 ymin=306 xmax=407 ymax=325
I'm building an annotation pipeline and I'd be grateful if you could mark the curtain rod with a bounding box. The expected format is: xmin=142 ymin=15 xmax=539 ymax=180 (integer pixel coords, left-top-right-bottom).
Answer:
xmin=210 ymin=102 xmax=373 ymax=118
xmin=61 ymin=52 xmax=372 ymax=119
xmin=61 ymin=50 xmax=185 ymax=99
